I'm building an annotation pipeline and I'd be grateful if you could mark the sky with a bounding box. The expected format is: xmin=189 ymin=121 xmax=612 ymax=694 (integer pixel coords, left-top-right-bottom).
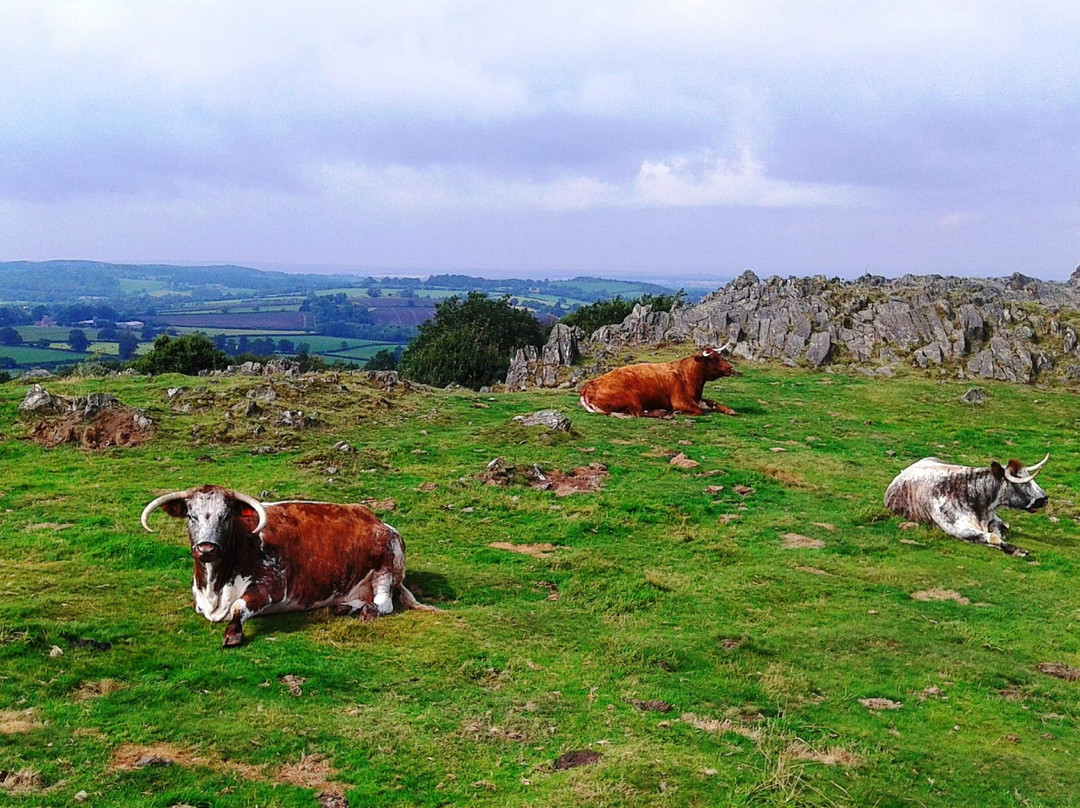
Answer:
xmin=1 ymin=1 xmax=1078 ymax=281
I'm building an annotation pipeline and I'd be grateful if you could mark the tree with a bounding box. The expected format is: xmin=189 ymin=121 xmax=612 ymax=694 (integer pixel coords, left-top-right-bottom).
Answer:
xmin=117 ymin=331 xmax=139 ymax=360
xmin=68 ymin=329 xmax=90 ymax=352
xmin=363 ymin=348 xmax=399 ymax=371
xmin=134 ymin=333 xmax=226 ymax=375
xmin=398 ymin=293 xmax=545 ymax=389
xmin=0 ymin=326 xmax=22 ymax=346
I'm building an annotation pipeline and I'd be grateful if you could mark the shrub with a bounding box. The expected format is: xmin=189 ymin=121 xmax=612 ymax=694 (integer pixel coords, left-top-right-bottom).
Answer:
xmin=399 ymin=293 xmax=545 ymax=389
xmin=134 ymin=333 xmax=226 ymax=376
xmin=560 ymin=291 xmax=686 ymax=335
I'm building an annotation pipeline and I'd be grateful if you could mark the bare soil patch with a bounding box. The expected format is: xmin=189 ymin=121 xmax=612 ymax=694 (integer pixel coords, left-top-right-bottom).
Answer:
xmin=481 ymin=458 xmax=608 ymax=496
xmin=859 ymin=698 xmax=903 ymax=711
xmin=30 ymin=406 xmax=154 ymax=450
xmin=72 ymin=678 xmax=125 ymax=701
xmin=782 ymin=533 xmax=825 ymax=549
xmin=0 ymin=769 xmax=45 ymax=794
xmin=784 ymin=742 xmax=863 ymax=767
xmin=911 ymin=588 xmax=970 ymax=605
xmin=0 ymin=710 xmax=40 ymax=734
xmin=681 ymin=712 xmax=762 ymax=741
xmin=1038 ymin=662 xmax=1080 ymax=681
xmin=488 ymin=542 xmax=558 ymax=558
xmin=553 ymin=749 xmax=602 ymax=770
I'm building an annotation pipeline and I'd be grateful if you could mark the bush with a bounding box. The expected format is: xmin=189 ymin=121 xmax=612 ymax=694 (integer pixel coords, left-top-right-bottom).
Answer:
xmin=399 ymin=293 xmax=545 ymax=389
xmin=363 ymin=348 xmax=400 ymax=371
xmin=559 ymin=291 xmax=685 ymax=336
xmin=134 ymin=333 xmax=226 ymax=376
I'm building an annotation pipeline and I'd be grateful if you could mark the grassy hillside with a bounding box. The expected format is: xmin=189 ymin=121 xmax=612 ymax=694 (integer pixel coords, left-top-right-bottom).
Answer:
xmin=1 ymin=355 xmax=1078 ymax=806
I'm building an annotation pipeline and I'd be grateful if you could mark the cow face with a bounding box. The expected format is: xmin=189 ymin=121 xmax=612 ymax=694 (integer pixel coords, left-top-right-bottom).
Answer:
xmin=991 ymin=459 xmax=1049 ymax=513
xmin=159 ymin=488 xmax=236 ymax=563
xmin=695 ymin=348 xmax=735 ymax=381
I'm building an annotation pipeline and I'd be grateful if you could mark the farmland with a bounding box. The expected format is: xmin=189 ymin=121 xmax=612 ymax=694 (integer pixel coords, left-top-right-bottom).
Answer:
xmin=1 ymin=354 xmax=1078 ymax=806
xmin=0 ymin=262 xmax=682 ymax=373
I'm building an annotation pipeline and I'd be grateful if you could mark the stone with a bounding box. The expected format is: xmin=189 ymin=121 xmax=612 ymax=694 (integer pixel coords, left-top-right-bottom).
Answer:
xmin=512 ymin=410 xmax=572 ymax=431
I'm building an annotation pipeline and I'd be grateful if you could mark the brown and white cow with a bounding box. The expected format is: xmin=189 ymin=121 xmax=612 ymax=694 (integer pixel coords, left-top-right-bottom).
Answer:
xmin=883 ymin=454 xmax=1049 ymax=556
xmin=579 ymin=346 xmax=736 ymax=417
xmin=141 ymin=486 xmax=436 ymax=646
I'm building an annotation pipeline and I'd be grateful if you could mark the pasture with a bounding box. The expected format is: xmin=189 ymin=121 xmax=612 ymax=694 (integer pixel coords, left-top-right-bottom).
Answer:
xmin=1 ymin=358 xmax=1079 ymax=806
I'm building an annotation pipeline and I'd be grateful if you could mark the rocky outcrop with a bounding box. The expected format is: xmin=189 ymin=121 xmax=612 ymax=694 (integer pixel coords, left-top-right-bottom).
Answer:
xmin=506 ymin=324 xmax=585 ymax=389
xmin=510 ymin=271 xmax=1080 ymax=387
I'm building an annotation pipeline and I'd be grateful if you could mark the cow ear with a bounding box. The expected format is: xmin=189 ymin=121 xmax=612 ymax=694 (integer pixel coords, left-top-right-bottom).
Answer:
xmin=237 ymin=505 xmax=258 ymax=521
xmin=160 ymin=500 xmax=188 ymax=518
xmin=990 ymin=461 xmax=1005 ymax=480
xmin=692 ymin=354 xmax=706 ymax=362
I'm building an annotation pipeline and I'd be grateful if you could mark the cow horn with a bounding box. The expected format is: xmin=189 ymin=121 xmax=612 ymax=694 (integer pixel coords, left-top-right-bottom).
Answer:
xmin=231 ymin=490 xmax=268 ymax=534
xmin=1027 ymin=452 xmax=1050 ymax=475
xmin=719 ymin=341 xmax=734 ymax=354
xmin=1003 ymin=453 xmax=1049 ymax=485
xmin=140 ymin=490 xmax=191 ymax=533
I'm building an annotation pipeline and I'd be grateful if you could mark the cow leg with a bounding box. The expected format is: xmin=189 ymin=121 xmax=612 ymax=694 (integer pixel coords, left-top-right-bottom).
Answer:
xmin=222 ymin=588 xmax=272 ymax=648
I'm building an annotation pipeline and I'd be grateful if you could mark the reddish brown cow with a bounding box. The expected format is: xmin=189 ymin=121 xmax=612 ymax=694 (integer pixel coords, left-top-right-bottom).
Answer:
xmin=141 ymin=486 xmax=435 ymax=647
xmin=579 ymin=346 xmax=736 ymax=417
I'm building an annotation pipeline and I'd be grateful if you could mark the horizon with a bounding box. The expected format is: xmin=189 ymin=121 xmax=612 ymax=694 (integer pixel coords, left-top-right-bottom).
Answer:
xmin=1 ymin=4 xmax=1077 ymax=281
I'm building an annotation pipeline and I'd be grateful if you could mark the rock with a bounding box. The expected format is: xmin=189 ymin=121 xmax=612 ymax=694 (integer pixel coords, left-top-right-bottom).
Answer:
xmin=512 ymin=410 xmax=572 ymax=431
xmin=669 ymin=453 xmax=700 ymax=469
xmin=505 ymin=325 xmax=583 ymax=389
xmin=19 ymin=384 xmax=64 ymax=416
xmin=962 ymin=387 xmax=987 ymax=404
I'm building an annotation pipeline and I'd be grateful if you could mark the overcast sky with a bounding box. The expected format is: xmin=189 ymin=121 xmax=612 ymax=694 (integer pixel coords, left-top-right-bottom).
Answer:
xmin=2 ymin=1 xmax=1078 ymax=280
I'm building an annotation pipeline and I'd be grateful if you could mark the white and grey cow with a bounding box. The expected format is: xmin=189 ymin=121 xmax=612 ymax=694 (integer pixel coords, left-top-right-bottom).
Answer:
xmin=884 ymin=454 xmax=1049 ymax=556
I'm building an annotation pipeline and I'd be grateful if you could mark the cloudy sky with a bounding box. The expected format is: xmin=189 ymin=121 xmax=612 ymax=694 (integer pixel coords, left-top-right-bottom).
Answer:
xmin=1 ymin=1 xmax=1078 ymax=280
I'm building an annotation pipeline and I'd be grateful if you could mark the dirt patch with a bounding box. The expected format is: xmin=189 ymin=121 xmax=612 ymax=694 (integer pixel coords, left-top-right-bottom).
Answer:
xmin=681 ymin=712 xmax=762 ymax=741
xmin=30 ymin=406 xmax=154 ymax=450
xmin=859 ymin=698 xmax=903 ymax=711
xmin=276 ymin=754 xmax=341 ymax=790
xmin=782 ymin=533 xmax=825 ymax=549
xmin=72 ymin=679 xmax=125 ymax=701
xmin=480 ymin=458 xmax=608 ymax=496
xmin=488 ymin=542 xmax=558 ymax=558
xmin=360 ymin=498 xmax=396 ymax=511
xmin=1038 ymin=662 xmax=1080 ymax=681
xmin=0 ymin=769 xmax=45 ymax=795
xmin=553 ymin=750 xmax=602 ymax=770
xmin=280 ymin=675 xmax=307 ymax=697
xmin=25 ymin=523 xmax=74 ymax=531
xmin=784 ymin=742 xmax=862 ymax=767
xmin=911 ymin=589 xmax=970 ymax=605
xmin=109 ymin=743 xmax=331 ymax=792
xmin=0 ymin=710 xmax=40 ymax=734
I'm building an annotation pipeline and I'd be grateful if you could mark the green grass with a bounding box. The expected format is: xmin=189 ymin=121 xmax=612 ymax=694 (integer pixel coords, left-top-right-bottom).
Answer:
xmin=0 ymin=345 xmax=92 ymax=364
xmin=1 ymin=358 xmax=1079 ymax=806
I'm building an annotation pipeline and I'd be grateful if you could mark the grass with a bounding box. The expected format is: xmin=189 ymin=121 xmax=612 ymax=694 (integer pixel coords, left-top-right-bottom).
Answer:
xmin=1 ymin=357 xmax=1079 ymax=806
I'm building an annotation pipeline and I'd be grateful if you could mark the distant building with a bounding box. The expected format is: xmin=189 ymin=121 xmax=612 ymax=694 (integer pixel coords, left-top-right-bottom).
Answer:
xmin=117 ymin=321 xmax=144 ymax=330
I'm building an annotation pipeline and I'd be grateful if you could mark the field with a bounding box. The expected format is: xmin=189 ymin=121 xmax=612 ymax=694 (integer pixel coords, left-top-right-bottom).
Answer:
xmin=2 ymin=354 xmax=1078 ymax=806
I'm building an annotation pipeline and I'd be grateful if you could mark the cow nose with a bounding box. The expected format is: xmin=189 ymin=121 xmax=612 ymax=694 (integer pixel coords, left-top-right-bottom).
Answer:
xmin=1031 ymin=496 xmax=1048 ymax=510
xmin=192 ymin=542 xmax=220 ymax=562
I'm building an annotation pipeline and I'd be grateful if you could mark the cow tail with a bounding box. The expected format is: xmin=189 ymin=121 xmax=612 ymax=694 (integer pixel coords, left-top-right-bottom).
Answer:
xmin=398 ymin=583 xmax=440 ymax=612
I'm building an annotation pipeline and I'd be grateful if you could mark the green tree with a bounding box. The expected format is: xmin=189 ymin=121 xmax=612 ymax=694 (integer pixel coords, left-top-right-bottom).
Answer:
xmin=398 ymin=292 xmax=545 ymax=389
xmin=117 ymin=331 xmax=139 ymax=360
xmin=559 ymin=291 xmax=686 ymax=336
xmin=0 ymin=326 xmax=22 ymax=346
xmin=134 ymin=333 xmax=226 ymax=375
xmin=67 ymin=329 xmax=90 ymax=352
xmin=363 ymin=348 xmax=400 ymax=371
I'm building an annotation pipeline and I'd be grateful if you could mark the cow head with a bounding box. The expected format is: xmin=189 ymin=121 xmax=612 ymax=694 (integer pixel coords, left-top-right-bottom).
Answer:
xmin=141 ymin=486 xmax=268 ymax=563
xmin=991 ymin=454 xmax=1050 ymax=512
xmin=694 ymin=346 xmax=735 ymax=380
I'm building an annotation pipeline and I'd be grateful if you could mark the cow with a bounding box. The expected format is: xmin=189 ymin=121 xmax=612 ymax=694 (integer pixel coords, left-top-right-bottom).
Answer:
xmin=141 ymin=486 xmax=436 ymax=647
xmin=883 ymin=454 xmax=1049 ymax=556
xmin=579 ymin=346 xmax=736 ymax=418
